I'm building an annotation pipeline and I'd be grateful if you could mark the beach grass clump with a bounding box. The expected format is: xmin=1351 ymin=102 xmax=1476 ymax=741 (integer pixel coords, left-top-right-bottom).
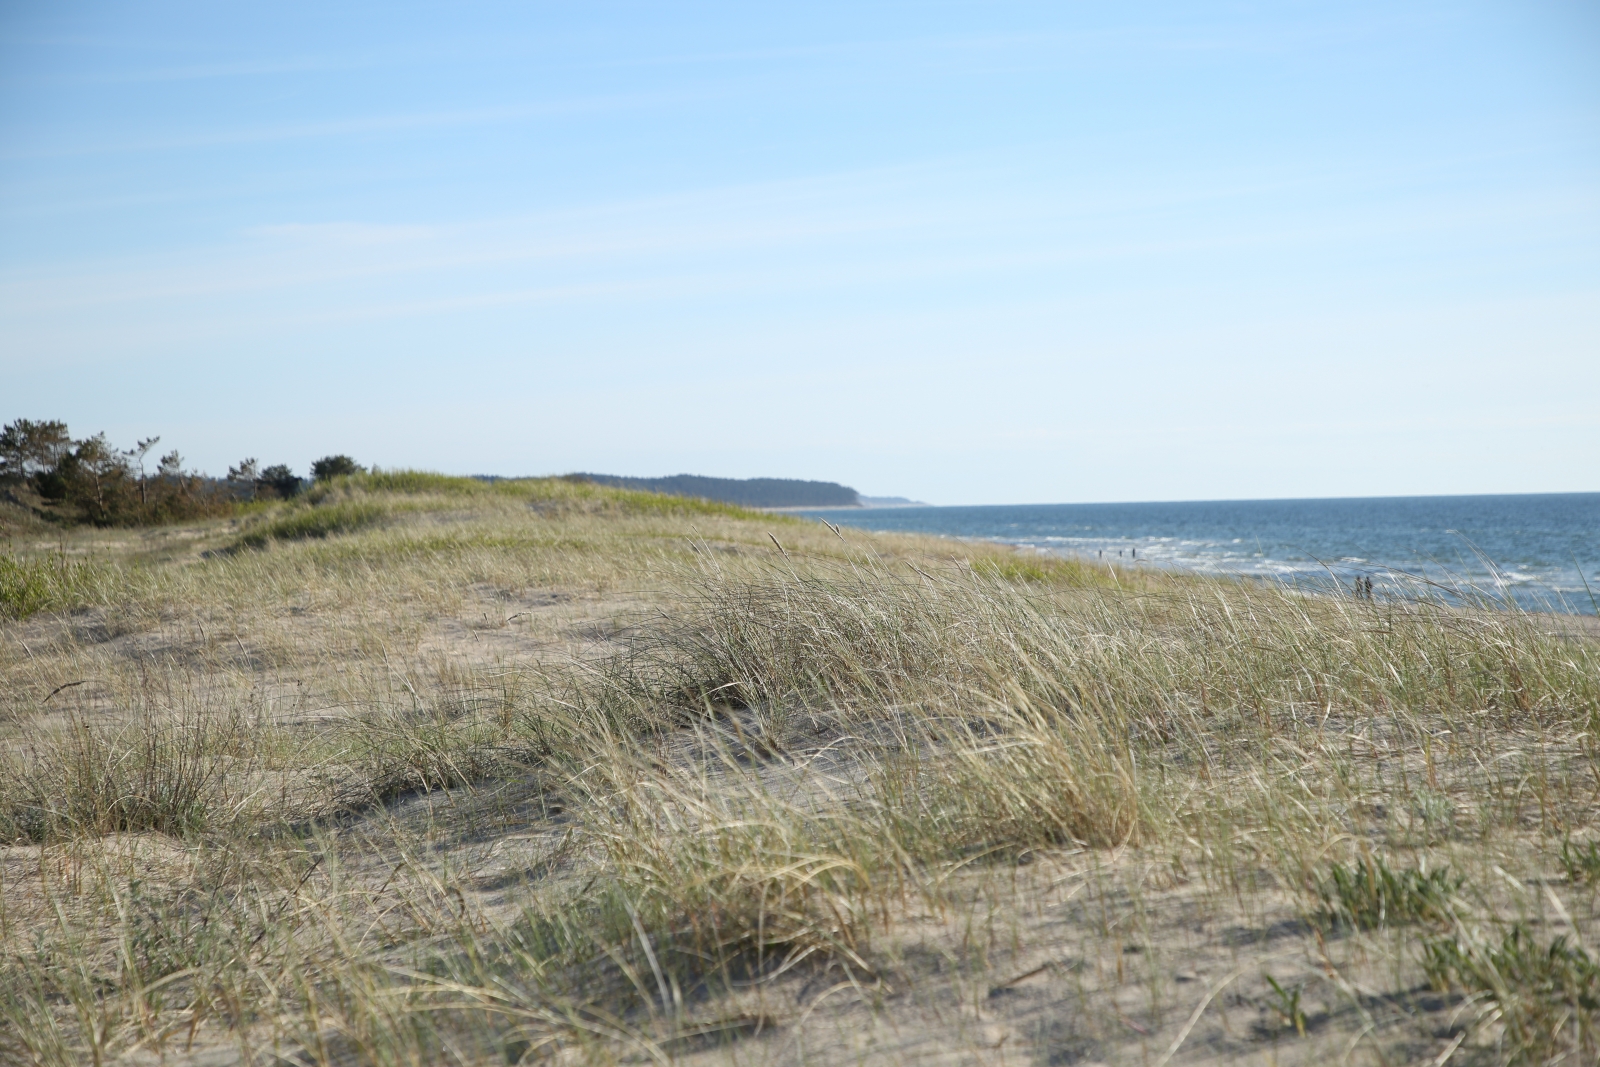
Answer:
xmin=606 ymin=548 xmax=1596 ymax=754
xmin=346 ymin=735 xmax=898 ymax=1060
xmin=346 ymin=469 xmax=488 ymax=496
xmin=1562 ymin=838 xmax=1600 ymax=886
xmin=571 ymin=553 xmax=1600 ymax=874
xmin=582 ymin=763 xmax=882 ymax=976
xmin=0 ymin=837 xmax=332 ymax=1067
xmin=0 ymin=551 xmax=108 ymax=620
xmin=233 ymin=498 xmax=391 ymax=548
xmin=341 ymin=698 xmax=543 ymax=806
xmin=922 ymin=698 xmax=1150 ymax=851
xmin=508 ymin=475 xmax=768 ymax=520
xmin=1313 ymin=856 xmax=1462 ymax=930
xmin=478 ymin=801 xmax=880 ymax=1015
xmin=593 ymin=559 xmax=1101 ymax=717
xmin=0 ymin=703 xmax=277 ymax=841
xmin=0 ymin=680 xmax=539 ymax=842
xmin=970 ymin=553 xmax=1102 ymax=587
xmin=1423 ymin=925 xmax=1600 ymax=1062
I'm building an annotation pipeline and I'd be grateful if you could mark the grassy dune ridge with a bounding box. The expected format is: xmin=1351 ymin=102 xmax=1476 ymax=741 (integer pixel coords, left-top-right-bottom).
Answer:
xmin=1 ymin=474 xmax=1597 ymax=1065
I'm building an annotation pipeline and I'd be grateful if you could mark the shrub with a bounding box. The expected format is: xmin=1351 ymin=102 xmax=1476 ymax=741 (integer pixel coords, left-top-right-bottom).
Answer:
xmin=256 ymin=464 xmax=302 ymax=499
xmin=311 ymin=455 xmax=364 ymax=481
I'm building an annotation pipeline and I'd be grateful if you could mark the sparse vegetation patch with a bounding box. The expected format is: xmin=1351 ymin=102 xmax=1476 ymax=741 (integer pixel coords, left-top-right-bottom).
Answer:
xmin=1423 ymin=925 xmax=1600 ymax=1062
xmin=1313 ymin=857 xmax=1462 ymax=930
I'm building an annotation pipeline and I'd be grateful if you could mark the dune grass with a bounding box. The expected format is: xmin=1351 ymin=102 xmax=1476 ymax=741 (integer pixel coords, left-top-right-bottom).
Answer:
xmin=1 ymin=475 xmax=1597 ymax=1065
xmin=0 ymin=551 xmax=113 ymax=621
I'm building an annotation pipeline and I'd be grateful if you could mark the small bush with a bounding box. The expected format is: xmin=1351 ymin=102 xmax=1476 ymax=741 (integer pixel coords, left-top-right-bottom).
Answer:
xmin=1314 ymin=857 xmax=1461 ymax=930
xmin=311 ymin=455 xmax=364 ymax=481
xmin=256 ymin=463 xmax=302 ymax=499
xmin=1423 ymin=925 xmax=1600 ymax=1062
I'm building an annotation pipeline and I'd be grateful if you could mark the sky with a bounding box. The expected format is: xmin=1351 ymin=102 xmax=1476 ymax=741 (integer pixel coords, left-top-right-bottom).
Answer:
xmin=2 ymin=1 xmax=1597 ymax=505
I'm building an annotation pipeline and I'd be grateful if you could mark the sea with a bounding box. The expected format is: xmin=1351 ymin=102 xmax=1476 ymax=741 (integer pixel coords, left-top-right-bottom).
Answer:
xmin=796 ymin=493 xmax=1600 ymax=615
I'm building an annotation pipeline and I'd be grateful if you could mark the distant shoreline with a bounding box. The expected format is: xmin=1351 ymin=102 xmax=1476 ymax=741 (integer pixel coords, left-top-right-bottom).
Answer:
xmin=760 ymin=500 xmax=930 ymax=512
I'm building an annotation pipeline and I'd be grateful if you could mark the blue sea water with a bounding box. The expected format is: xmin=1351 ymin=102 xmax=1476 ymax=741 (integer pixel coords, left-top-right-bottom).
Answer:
xmin=797 ymin=493 xmax=1600 ymax=614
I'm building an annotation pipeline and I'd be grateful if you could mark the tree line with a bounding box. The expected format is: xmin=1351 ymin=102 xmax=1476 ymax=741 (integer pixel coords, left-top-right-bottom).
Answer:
xmin=0 ymin=418 xmax=363 ymax=526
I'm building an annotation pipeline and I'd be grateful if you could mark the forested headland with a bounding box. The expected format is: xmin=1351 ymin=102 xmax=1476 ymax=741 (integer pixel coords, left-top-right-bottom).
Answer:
xmin=568 ymin=472 xmax=859 ymax=508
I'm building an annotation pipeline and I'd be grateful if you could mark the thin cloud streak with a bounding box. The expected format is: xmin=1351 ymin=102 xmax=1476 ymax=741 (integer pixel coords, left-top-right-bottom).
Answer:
xmin=0 ymin=90 xmax=705 ymax=162
xmin=2 ymin=163 xmax=1588 ymax=319
xmin=11 ymin=245 xmax=1596 ymax=365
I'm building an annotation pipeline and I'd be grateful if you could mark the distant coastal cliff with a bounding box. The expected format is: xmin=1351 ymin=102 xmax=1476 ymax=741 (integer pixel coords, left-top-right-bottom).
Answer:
xmin=566 ymin=473 xmax=859 ymax=508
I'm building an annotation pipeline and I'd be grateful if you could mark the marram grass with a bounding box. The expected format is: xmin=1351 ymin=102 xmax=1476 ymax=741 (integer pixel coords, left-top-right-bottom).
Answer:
xmin=1 ymin=474 xmax=1598 ymax=1066
xmin=0 ymin=552 xmax=111 ymax=620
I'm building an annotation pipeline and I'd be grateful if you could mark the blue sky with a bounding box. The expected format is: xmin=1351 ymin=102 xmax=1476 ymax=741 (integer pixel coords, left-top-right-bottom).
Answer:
xmin=2 ymin=1 xmax=1597 ymax=504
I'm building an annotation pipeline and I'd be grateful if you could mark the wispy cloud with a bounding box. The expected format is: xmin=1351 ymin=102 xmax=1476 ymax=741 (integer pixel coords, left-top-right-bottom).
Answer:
xmin=4 ymin=150 xmax=1594 ymax=325
xmin=0 ymin=90 xmax=703 ymax=161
